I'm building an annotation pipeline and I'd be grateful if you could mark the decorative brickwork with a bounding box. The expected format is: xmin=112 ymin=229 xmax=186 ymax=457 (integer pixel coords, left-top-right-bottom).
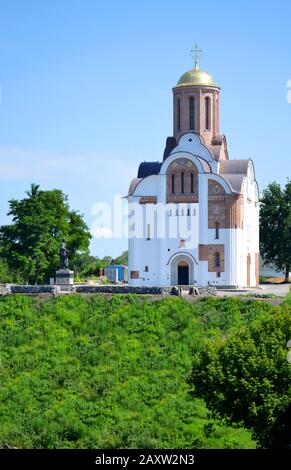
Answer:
xmin=199 ymin=244 xmax=225 ymax=272
xmin=208 ymin=191 xmax=244 ymax=229
xmin=172 ymin=85 xmax=220 ymax=146
xmin=199 ymin=244 xmax=209 ymax=261
xmin=139 ymin=196 xmax=157 ymax=204
xmin=166 ymin=158 xmax=198 ymax=203
xmin=208 ymin=179 xmax=225 ymax=196
xmin=167 ymin=195 xmax=199 ymax=204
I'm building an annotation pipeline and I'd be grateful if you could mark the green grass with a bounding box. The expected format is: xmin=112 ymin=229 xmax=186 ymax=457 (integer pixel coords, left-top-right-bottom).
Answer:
xmin=0 ymin=294 xmax=281 ymax=449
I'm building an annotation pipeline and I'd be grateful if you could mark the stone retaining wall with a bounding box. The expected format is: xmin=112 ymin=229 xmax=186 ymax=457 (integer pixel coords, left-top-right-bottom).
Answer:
xmin=75 ymin=285 xmax=174 ymax=295
xmin=9 ymin=285 xmax=55 ymax=294
xmin=2 ymin=284 xmax=217 ymax=296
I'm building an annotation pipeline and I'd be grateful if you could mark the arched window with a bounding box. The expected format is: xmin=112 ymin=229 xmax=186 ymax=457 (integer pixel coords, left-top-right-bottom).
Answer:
xmin=191 ymin=173 xmax=194 ymax=193
xmin=171 ymin=174 xmax=175 ymax=194
xmin=181 ymin=172 xmax=184 ymax=193
xmin=215 ymin=221 xmax=220 ymax=239
xmin=205 ymin=97 xmax=211 ymax=130
xmin=177 ymin=98 xmax=181 ymax=132
xmin=189 ymin=97 xmax=195 ymax=129
xmin=214 ymin=252 xmax=220 ymax=268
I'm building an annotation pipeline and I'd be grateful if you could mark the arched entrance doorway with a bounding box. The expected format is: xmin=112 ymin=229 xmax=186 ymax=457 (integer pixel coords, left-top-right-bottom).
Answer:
xmin=169 ymin=253 xmax=196 ymax=286
xmin=178 ymin=260 xmax=189 ymax=285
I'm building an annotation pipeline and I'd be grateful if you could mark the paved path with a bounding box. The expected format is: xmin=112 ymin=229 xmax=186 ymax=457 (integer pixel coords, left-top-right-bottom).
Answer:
xmin=216 ymin=284 xmax=290 ymax=297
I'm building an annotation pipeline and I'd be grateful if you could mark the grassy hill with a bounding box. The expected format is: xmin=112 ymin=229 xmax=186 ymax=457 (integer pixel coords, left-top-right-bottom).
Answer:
xmin=0 ymin=293 xmax=288 ymax=449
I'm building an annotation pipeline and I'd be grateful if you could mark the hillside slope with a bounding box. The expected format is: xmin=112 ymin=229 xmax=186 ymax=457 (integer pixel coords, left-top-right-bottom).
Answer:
xmin=1 ymin=294 xmax=283 ymax=448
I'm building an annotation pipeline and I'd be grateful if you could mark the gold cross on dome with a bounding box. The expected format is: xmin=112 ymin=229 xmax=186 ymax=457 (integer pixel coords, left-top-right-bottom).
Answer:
xmin=191 ymin=45 xmax=202 ymax=67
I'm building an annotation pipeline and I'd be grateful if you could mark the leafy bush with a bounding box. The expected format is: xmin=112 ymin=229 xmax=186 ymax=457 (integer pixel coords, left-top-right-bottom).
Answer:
xmin=192 ymin=303 xmax=291 ymax=448
xmin=0 ymin=295 xmax=273 ymax=449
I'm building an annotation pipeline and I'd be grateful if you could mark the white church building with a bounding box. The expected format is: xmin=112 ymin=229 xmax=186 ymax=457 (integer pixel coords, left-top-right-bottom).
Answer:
xmin=127 ymin=50 xmax=259 ymax=288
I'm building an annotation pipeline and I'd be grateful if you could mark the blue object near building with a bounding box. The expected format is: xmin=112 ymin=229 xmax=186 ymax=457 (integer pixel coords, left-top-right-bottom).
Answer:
xmin=104 ymin=265 xmax=128 ymax=282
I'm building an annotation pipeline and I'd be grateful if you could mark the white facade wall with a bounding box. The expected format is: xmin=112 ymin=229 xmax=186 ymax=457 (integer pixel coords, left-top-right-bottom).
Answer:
xmin=128 ymin=135 xmax=259 ymax=288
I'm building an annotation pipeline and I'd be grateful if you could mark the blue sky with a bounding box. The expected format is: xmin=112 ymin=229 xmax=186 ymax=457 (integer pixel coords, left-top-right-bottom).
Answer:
xmin=0 ymin=0 xmax=290 ymax=258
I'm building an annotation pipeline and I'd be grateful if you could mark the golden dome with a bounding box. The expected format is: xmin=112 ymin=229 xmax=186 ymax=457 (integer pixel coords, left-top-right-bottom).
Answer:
xmin=176 ymin=64 xmax=219 ymax=88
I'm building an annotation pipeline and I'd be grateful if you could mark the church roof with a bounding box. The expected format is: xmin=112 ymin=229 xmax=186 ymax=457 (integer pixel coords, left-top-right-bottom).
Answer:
xmin=130 ymin=157 xmax=250 ymax=196
xmin=163 ymin=137 xmax=177 ymax=161
xmin=195 ymin=156 xmax=211 ymax=173
xmin=127 ymin=178 xmax=142 ymax=196
xmin=175 ymin=65 xmax=219 ymax=88
xmin=219 ymin=160 xmax=249 ymax=174
xmin=219 ymin=159 xmax=250 ymax=193
xmin=222 ymin=174 xmax=245 ymax=193
xmin=137 ymin=162 xmax=162 ymax=178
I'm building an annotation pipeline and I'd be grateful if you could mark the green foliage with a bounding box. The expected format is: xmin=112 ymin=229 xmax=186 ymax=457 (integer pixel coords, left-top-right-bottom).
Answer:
xmin=72 ymin=251 xmax=128 ymax=280
xmin=260 ymin=180 xmax=291 ymax=282
xmin=0 ymin=184 xmax=91 ymax=284
xmin=112 ymin=250 xmax=128 ymax=265
xmin=0 ymin=295 xmax=260 ymax=449
xmin=72 ymin=253 xmax=99 ymax=278
xmin=0 ymin=258 xmax=14 ymax=283
xmin=192 ymin=302 xmax=291 ymax=448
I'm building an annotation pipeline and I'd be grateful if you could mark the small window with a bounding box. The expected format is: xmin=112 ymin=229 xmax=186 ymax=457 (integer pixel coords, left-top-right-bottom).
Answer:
xmin=177 ymin=98 xmax=181 ymax=132
xmin=215 ymin=222 xmax=220 ymax=239
xmin=146 ymin=224 xmax=151 ymax=240
xmin=144 ymin=266 xmax=149 ymax=272
xmin=205 ymin=96 xmax=211 ymax=130
xmin=181 ymin=172 xmax=184 ymax=194
xmin=169 ymin=209 xmax=172 ymax=216
xmin=217 ymin=272 xmax=221 ymax=278
xmin=191 ymin=173 xmax=194 ymax=193
xmin=171 ymin=174 xmax=175 ymax=194
xmin=187 ymin=208 xmax=190 ymax=216
xmin=214 ymin=252 xmax=220 ymax=268
xmin=180 ymin=239 xmax=185 ymax=248
xmin=130 ymin=271 xmax=139 ymax=279
xmin=189 ymin=97 xmax=195 ymax=129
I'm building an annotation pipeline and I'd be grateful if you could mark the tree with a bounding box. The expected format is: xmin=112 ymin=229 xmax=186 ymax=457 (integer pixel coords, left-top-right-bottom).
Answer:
xmin=72 ymin=254 xmax=104 ymax=278
xmin=0 ymin=184 xmax=91 ymax=284
xmin=192 ymin=307 xmax=291 ymax=448
xmin=0 ymin=258 xmax=13 ymax=283
xmin=112 ymin=250 xmax=128 ymax=265
xmin=72 ymin=253 xmax=97 ymax=277
xmin=260 ymin=180 xmax=291 ymax=282
xmin=71 ymin=251 xmax=128 ymax=280
xmin=101 ymin=256 xmax=113 ymax=265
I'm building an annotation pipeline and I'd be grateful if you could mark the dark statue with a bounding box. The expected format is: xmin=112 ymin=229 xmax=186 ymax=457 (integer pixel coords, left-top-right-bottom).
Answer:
xmin=59 ymin=239 xmax=70 ymax=269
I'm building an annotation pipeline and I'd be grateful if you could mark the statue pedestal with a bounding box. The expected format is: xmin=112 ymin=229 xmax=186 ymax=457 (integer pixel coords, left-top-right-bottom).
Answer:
xmin=55 ymin=269 xmax=74 ymax=285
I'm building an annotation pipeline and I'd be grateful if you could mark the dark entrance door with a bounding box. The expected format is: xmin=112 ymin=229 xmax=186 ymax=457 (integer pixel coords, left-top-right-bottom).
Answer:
xmin=178 ymin=261 xmax=189 ymax=285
